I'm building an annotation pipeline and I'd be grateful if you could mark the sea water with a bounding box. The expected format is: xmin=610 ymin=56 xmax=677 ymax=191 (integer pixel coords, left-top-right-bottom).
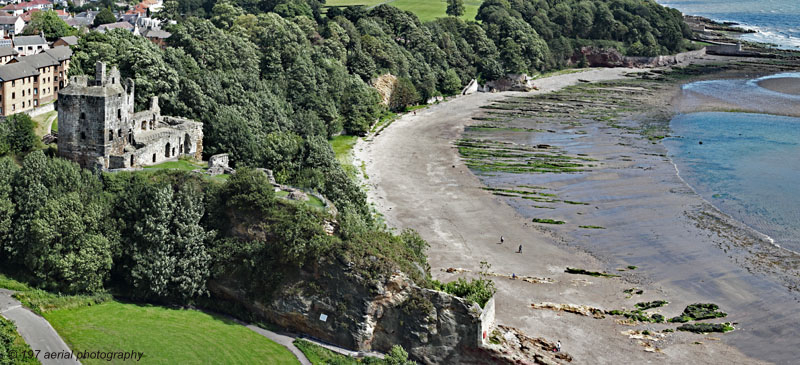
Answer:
xmin=657 ymin=0 xmax=800 ymax=49
xmin=664 ymin=112 xmax=800 ymax=253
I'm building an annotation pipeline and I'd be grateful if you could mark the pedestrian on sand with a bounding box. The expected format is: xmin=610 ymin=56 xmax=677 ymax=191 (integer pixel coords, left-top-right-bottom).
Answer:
xmin=511 ymin=273 xmax=516 ymax=280
xmin=500 ymin=235 xmax=504 ymax=244
xmin=518 ymin=244 xmax=522 ymax=253
xmin=556 ymin=341 xmax=561 ymax=352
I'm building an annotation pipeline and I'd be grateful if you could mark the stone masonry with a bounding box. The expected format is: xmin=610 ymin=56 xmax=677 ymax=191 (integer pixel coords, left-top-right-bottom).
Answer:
xmin=57 ymin=61 xmax=202 ymax=170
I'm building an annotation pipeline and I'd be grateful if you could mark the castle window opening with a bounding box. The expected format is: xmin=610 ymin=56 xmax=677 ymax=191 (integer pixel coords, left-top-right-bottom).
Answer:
xmin=108 ymin=130 xmax=113 ymax=141
xmin=81 ymin=132 xmax=85 ymax=140
xmin=117 ymin=129 xmax=122 ymax=137
xmin=130 ymin=155 xmax=134 ymax=167
xmin=165 ymin=142 xmax=171 ymax=158
xmin=152 ymin=154 xmax=156 ymax=163
xmin=80 ymin=112 xmax=85 ymax=120
xmin=141 ymin=121 xmax=146 ymax=130
xmin=117 ymin=109 xmax=121 ymax=119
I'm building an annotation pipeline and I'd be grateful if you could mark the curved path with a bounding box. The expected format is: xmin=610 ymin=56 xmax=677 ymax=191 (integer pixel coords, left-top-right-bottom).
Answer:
xmin=0 ymin=289 xmax=79 ymax=365
xmin=354 ymin=67 xmax=759 ymax=364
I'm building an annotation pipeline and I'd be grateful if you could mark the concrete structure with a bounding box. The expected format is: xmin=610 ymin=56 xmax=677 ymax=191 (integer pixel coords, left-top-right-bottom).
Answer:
xmin=0 ymin=15 xmax=23 ymax=36
xmin=57 ymin=62 xmax=203 ymax=171
xmin=0 ymin=46 xmax=71 ymax=115
xmin=12 ymin=32 xmax=47 ymax=56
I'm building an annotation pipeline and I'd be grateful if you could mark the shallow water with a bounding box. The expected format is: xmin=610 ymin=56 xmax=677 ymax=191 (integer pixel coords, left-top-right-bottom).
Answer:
xmin=656 ymin=0 xmax=800 ymax=49
xmin=664 ymin=112 xmax=800 ymax=253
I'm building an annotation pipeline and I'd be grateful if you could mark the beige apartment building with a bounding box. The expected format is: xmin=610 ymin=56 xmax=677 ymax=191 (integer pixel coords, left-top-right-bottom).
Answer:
xmin=0 ymin=46 xmax=72 ymax=116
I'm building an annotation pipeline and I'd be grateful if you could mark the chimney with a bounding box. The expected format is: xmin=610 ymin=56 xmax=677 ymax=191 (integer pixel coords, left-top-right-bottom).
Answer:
xmin=150 ymin=96 xmax=160 ymax=115
xmin=95 ymin=61 xmax=105 ymax=85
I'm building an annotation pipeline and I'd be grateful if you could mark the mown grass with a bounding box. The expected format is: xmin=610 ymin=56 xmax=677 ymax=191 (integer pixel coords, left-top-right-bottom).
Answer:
xmin=45 ymin=301 xmax=299 ymax=365
xmin=330 ymin=135 xmax=359 ymax=180
xmin=142 ymin=158 xmax=207 ymax=171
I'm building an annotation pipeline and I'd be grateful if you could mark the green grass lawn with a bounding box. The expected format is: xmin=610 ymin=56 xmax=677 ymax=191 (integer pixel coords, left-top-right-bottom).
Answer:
xmin=142 ymin=159 xmax=207 ymax=171
xmin=325 ymin=0 xmax=482 ymax=22
xmin=330 ymin=135 xmax=359 ymax=180
xmin=45 ymin=301 xmax=299 ymax=365
xmin=51 ymin=118 xmax=58 ymax=133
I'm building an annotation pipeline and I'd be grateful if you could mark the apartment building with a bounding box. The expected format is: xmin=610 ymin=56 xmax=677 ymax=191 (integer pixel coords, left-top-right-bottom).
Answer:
xmin=0 ymin=46 xmax=72 ymax=116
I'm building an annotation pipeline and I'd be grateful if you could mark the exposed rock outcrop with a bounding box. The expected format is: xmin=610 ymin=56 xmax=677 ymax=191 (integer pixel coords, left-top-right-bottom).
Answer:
xmin=572 ymin=47 xmax=707 ymax=68
xmin=372 ymin=74 xmax=399 ymax=106
xmin=481 ymin=74 xmax=537 ymax=92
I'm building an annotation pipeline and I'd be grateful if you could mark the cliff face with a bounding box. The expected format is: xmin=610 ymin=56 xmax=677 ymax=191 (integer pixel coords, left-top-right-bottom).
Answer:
xmin=211 ymin=259 xmax=487 ymax=364
xmin=371 ymin=74 xmax=398 ymax=106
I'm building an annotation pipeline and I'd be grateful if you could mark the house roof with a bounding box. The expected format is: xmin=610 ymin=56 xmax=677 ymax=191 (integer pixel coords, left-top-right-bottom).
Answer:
xmin=66 ymin=18 xmax=91 ymax=27
xmin=0 ymin=16 xmax=20 ymax=25
xmin=12 ymin=34 xmax=46 ymax=46
xmin=15 ymin=51 xmax=57 ymax=68
xmin=96 ymin=21 xmax=133 ymax=32
xmin=0 ymin=61 xmax=38 ymax=81
xmin=1 ymin=3 xmax=25 ymax=11
xmin=43 ymin=46 xmax=71 ymax=61
xmin=0 ymin=46 xmax=17 ymax=57
xmin=56 ymin=35 xmax=78 ymax=45
xmin=143 ymin=29 xmax=170 ymax=39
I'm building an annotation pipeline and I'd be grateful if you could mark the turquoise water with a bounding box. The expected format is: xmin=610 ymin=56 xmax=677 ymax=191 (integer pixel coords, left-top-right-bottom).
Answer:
xmin=657 ymin=0 xmax=800 ymax=49
xmin=664 ymin=112 xmax=800 ymax=252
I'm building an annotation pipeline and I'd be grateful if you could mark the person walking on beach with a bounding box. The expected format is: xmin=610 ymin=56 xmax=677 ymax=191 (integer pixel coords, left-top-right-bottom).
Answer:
xmin=518 ymin=244 xmax=522 ymax=253
xmin=556 ymin=341 xmax=561 ymax=352
xmin=500 ymin=235 xmax=504 ymax=244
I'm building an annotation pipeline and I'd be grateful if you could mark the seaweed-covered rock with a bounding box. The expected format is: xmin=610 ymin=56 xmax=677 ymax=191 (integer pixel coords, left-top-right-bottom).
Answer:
xmin=669 ymin=303 xmax=727 ymax=323
xmin=677 ymin=322 xmax=734 ymax=333
xmin=635 ymin=300 xmax=668 ymax=310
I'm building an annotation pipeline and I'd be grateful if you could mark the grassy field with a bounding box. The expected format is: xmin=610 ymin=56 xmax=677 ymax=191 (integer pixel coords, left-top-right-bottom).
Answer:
xmin=143 ymin=159 xmax=208 ymax=171
xmin=330 ymin=135 xmax=359 ymax=180
xmin=45 ymin=301 xmax=299 ymax=365
xmin=325 ymin=0 xmax=483 ymax=22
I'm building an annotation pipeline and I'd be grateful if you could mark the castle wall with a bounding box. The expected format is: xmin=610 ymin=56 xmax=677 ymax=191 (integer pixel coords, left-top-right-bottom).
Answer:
xmin=58 ymin=62 xmax=203 ymax=170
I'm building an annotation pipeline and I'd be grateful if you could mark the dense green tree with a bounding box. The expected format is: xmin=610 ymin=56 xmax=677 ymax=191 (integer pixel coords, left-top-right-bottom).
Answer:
xmin=441 ymin=69 xmax=461 ymax=95
xmin=446 ymin=0 xmax=464 ymax=17
xmin=24 ymin=10 xmax=77 ymax=40
xmin=93 ymin=8 xmax=117 ymax=27
xmin=390 ymin=77 xmax=419 ymax=111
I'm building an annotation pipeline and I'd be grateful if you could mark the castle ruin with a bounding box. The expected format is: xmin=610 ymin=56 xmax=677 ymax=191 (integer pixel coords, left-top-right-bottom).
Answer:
xmin=57 ymin=61 xmax=203 ymax=170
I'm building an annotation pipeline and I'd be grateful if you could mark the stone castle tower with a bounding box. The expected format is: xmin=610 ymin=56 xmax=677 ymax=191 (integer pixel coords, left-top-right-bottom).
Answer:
xmin=57 ymin=62 xmax=203 ymax=171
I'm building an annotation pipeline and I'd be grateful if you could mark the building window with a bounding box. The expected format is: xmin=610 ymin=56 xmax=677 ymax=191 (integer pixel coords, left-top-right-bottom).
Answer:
xmin=33 ymin=88 xmax=37 ymax=95
xmin=21 ymin=90 xmax=24 ymax=97
xmin=117 ymin=129 xmax=121 ymax=137
xmin=12 ymin=105 xmax=15 ymax=111
xmin=34 ymin=100 xmax=37 ymax=106
xmin=12 ymin=80 xmax=15 ymax=87
xmin=11 ymin=92 xmax=14 ymax=99
xmin=109 ymin=130 xmax=113 ymax=141
xmin=117 ymin=109 xmax=121 ymax=119
xmin=152 ymin=154 xmax=156 ymax=163
xmin=80 ymin=112 xmax=85 ymax=120
xmin=81 ymin=132 xmax=85 ymax=140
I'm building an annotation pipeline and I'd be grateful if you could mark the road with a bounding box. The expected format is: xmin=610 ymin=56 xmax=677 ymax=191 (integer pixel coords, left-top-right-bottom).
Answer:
xmin=0 ymin=289 xmax=79 ymax=364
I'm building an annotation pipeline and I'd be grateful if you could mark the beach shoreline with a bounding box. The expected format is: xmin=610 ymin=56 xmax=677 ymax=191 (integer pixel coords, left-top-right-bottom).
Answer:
xmin=355 ymin=55 xmax=800 ymax=363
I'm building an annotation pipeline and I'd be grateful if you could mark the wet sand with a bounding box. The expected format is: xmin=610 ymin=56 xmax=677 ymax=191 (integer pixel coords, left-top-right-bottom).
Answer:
xmin=354 ymin=64 xmax=769 ymax=363
xmin=757 ymin=77 xmax=800 ymax=95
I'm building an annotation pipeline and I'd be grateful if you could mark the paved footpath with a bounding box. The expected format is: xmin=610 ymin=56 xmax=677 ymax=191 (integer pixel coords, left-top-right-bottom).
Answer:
xmin=0 ymin=289 xmax=79 ymax=364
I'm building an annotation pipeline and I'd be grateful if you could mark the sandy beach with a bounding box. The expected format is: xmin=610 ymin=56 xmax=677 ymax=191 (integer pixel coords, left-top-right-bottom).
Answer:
xmin=756 ymin=77 xmax=800 ymax=95
xmin=351 ymin=62 xmax=799 ymax=363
